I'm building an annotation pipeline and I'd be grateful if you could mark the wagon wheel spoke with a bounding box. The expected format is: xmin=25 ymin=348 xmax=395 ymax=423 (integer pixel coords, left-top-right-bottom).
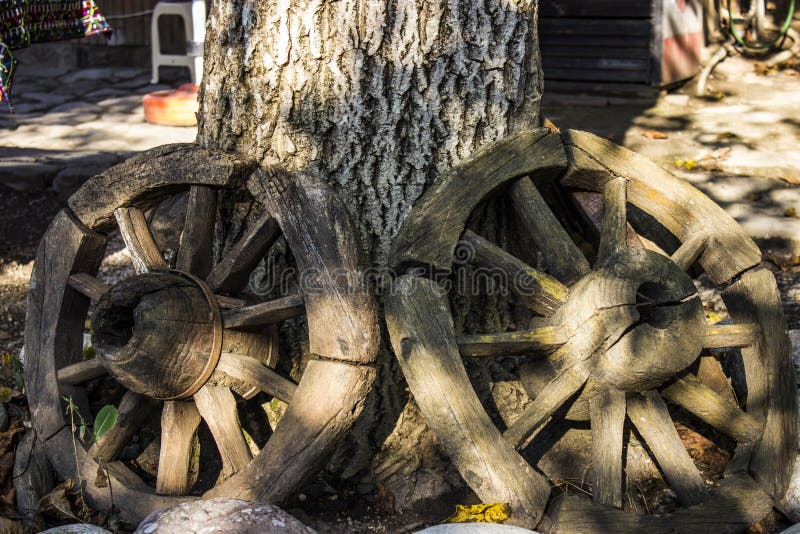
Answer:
xmin=660 ymin=373 xmax=762 ymax=443
xmin=216 ymin=352 xmax=297 ymax=404
xmin=68 ymin=273 xmax=110 ymax=301
xmin=456 ymin=325 xmax=566 ymax=357
xmin=508 ymin=177 xmax=590 ymax=284
xmin=462 ymin=230 xmax=568 ymax=316
xmin=175 ymin=186 xmax=218 ymax=278
xmin=57 ymin=358 xmax=107 ymax=385
xmin=193 ymin=385 xmax=252 ymax=477
xmin=670 ymin=234 xmax=708 ymax=271
xmin=627 ymin=390 xmax=709 ymax=506
xmin=504 ymin=362 xmax=590 ymax=449
xmin=88 ymin=391 xmax=160 ymax=463
xmin=222 ymin=294 xmax=305 ymax=329
xmin=114 ymin=207 xmax=168 ymax=274
xmin=589 ymin=389 xmax=626 ymax=508
xmin=703 ymin=323 xmax=761 ymax=349
xmin=156 ymin=400 xmax=202 ymax=495
xmin=597 ymin=177 xmax=628 ymax=264
xmin=205 ymin=211 xmax=281 ymax=294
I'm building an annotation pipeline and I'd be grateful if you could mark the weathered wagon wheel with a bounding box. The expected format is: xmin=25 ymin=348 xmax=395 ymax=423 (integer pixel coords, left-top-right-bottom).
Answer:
xmin=386 ymin=129 xmax=798 ymax=532
xmin=24 ymin=144 xmax=379 ymax=523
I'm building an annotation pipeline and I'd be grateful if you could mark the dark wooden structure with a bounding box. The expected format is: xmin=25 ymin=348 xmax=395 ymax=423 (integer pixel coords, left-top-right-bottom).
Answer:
xmin=541 ymin=0 xmax=705 ymax=92
xmin=387 ymin=128 xmax=797 ymax=531
xmin=21 ymin=144 xmax=380 ymax=523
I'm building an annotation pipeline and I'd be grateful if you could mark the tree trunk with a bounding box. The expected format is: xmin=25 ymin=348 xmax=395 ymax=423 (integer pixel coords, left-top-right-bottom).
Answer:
xmin=197 ymin=0 xmax=543 ymax=511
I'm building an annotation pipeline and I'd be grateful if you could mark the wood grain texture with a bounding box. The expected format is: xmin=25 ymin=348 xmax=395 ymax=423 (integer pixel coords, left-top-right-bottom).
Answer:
xmin=156 ymin=401 xmax=202 ymax=495
xmin=205 ymin=212 xmax=281 ymax=294
xmin=703 ymin=323 xmax=761 ymax=349
xmin=597 ymin=177 xmax=627 ymax=264
xmin=457 ymin=326 xmax=566 ymax=357
xmin=390 ymin=129 xmax=567 ymax=272
xmin=24 ymin=209 xmax=107 ymax=441
xmin=507 ymin=176 xmax=589 ymax=284
xmin=222 ymin=294 xmax=305 ymax=329
xmin=590 ymin=389 xmax=626 ymax=508
xmin=67 ymin=273 xmax=109 ymax=301
xmin=214 ymin=352 xmax=297 ymax=404
xmin=548 ymin=473 xmax=774 ymax=534
xmin=193 ymin=385 xmax=252 ymax=477
xmin=462 ymin=230 xmax=569 ymax=316
xmin=89 ymin=391 xmax=159 ymax=463
xmin=660 ymin=373 xmax=762 ymax=443
xmin=504 ymin=361 xmax=590 ymax=450
xmin=68 ymin=143 xmax=256 ymax=232
xmin=114 ymin=207 xmax=167 ymax=273
xmin=722 ymin=267 xmax=798 ymax=499
xmin=56 ymin=359 xmax=107 ymax=385
xmin=213 ymin=328 xmax=277 ymax=399
xmin=207 ymin=360 xmax=376 ymax=504
xmin=176 ymin=185 xmax=218 ymax=278
xmin=670 ymin=234 xmax=708 ymax=271
xmin=248 ymin=168 xmax=380 ymax=364
xmin=627 ymin=391 xmax=708 ymax=506
xmin=91 ymin=272 xmax=220 ymax=400
xmin=385 ymin=275 xmax=551 ymax=526
xmin=563 ymin=130 xmax=761 ymax=284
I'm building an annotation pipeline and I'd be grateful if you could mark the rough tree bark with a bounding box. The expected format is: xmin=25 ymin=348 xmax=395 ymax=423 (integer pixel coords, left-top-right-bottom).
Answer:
xmin=197 ymin=0 xmax=543 ymax=510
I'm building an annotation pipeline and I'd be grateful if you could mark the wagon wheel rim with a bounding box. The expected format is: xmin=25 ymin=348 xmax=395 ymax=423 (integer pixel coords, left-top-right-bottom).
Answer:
xmin=25 ymin=144 xmax=379 ymax=522
xmin=386 ymin=129 xmax=797 ymax=529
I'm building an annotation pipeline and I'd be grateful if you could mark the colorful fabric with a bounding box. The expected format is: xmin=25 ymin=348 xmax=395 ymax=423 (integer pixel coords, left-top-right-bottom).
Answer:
xmin=0 ymin=1 xmax=111 ymax=108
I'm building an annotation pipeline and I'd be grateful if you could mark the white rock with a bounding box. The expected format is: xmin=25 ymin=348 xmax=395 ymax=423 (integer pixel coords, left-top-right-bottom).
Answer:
xmin=40 ymin=525 xmax=112 ymax=534
xmin=134 ymin=499 xmax=315 ymax=534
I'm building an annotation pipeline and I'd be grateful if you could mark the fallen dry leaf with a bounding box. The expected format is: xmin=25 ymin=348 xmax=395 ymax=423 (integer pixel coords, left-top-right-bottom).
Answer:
xmin=447 ymin=503 xmax=510 ymax=524
xmin=543 ymin=118 xmax=560 ymax=133
xmin=642 ymin=129 xmax=668 ymax=140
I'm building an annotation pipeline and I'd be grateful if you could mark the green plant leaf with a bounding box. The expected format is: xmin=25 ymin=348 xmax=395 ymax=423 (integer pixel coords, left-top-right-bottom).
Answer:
xmin=93 ymin=405 xmax=118 ymax=439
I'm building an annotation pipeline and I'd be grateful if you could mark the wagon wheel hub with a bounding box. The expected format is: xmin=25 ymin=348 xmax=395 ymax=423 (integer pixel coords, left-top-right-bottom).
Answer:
xmin=91 ymin=270 xmax=222 ymax=400
xmin=557 ymin=248 xmax=706 ymax=393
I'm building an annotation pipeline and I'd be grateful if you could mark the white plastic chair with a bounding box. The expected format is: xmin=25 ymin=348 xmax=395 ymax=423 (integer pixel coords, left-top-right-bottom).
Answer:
xmin=150 ymin=0 xmax=206 ymax=84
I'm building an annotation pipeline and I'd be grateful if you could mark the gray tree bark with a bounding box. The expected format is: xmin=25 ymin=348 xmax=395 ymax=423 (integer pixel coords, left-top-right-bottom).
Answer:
xmin=197 ymin=0 xmax=543 ymax=510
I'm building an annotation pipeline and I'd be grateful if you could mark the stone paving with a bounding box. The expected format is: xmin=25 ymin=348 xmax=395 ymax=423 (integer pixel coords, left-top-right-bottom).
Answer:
xmin=0 ymin=58 xmax=195 ymax=201
xmin=544 ymin=54 xmax=800 ymax=267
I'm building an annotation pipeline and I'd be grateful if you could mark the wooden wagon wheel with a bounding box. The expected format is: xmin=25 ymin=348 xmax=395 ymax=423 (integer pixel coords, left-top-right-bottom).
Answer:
xmin=24 ymin=144 xmax=379 ymax=524
xmin=386 ymin=129 xmax=798 ymax=532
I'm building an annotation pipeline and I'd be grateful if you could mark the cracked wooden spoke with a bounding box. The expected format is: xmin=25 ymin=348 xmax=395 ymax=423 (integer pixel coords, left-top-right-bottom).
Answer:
xmin=193 ymin=385 xmax=252 ymax=476
xmin=222 ymin=294 xmax=305 ymax=329
xmin=508 ymin=177 xmax=590 ymax=284
xmin=660 ymin=373 xmax=762 ymax=443
xmin=670 ymin=234 xmax=708 ymax=271
xmin=68 ymin=273 xmax=109 ymax=301
xmin=457 ymin=326 xmax=566 ymax=357
xmin=590 ymin=389 xmax=626 ymax=509
xmin=216 ymin=352 xmax=297 ymax=404
xmin=462 ymin=230 xmax=568 ymax=316
xmin=703 ymin=323 xmax=761 ymax=349
xmin=627 ymin=390 xmax=708 ymax=506
xmin=176 ymin=186 xmax=217 ymax=278
xmin=57 ymin=359 xmax=107 ymax=385
xmin=504 ymin=362 xmax=590 ymax=449
xmin=114 ymin=207 xmax=167 ymax=273
xmin=597 ymin=177 xmax=628 ymax=264
xmin=205 ymin=212 xmax=281 ymax=294
xmin=88 ymin=390 xmax=159 ymax=463
xmin=156 ymin=400 xmax=202 ymax=495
